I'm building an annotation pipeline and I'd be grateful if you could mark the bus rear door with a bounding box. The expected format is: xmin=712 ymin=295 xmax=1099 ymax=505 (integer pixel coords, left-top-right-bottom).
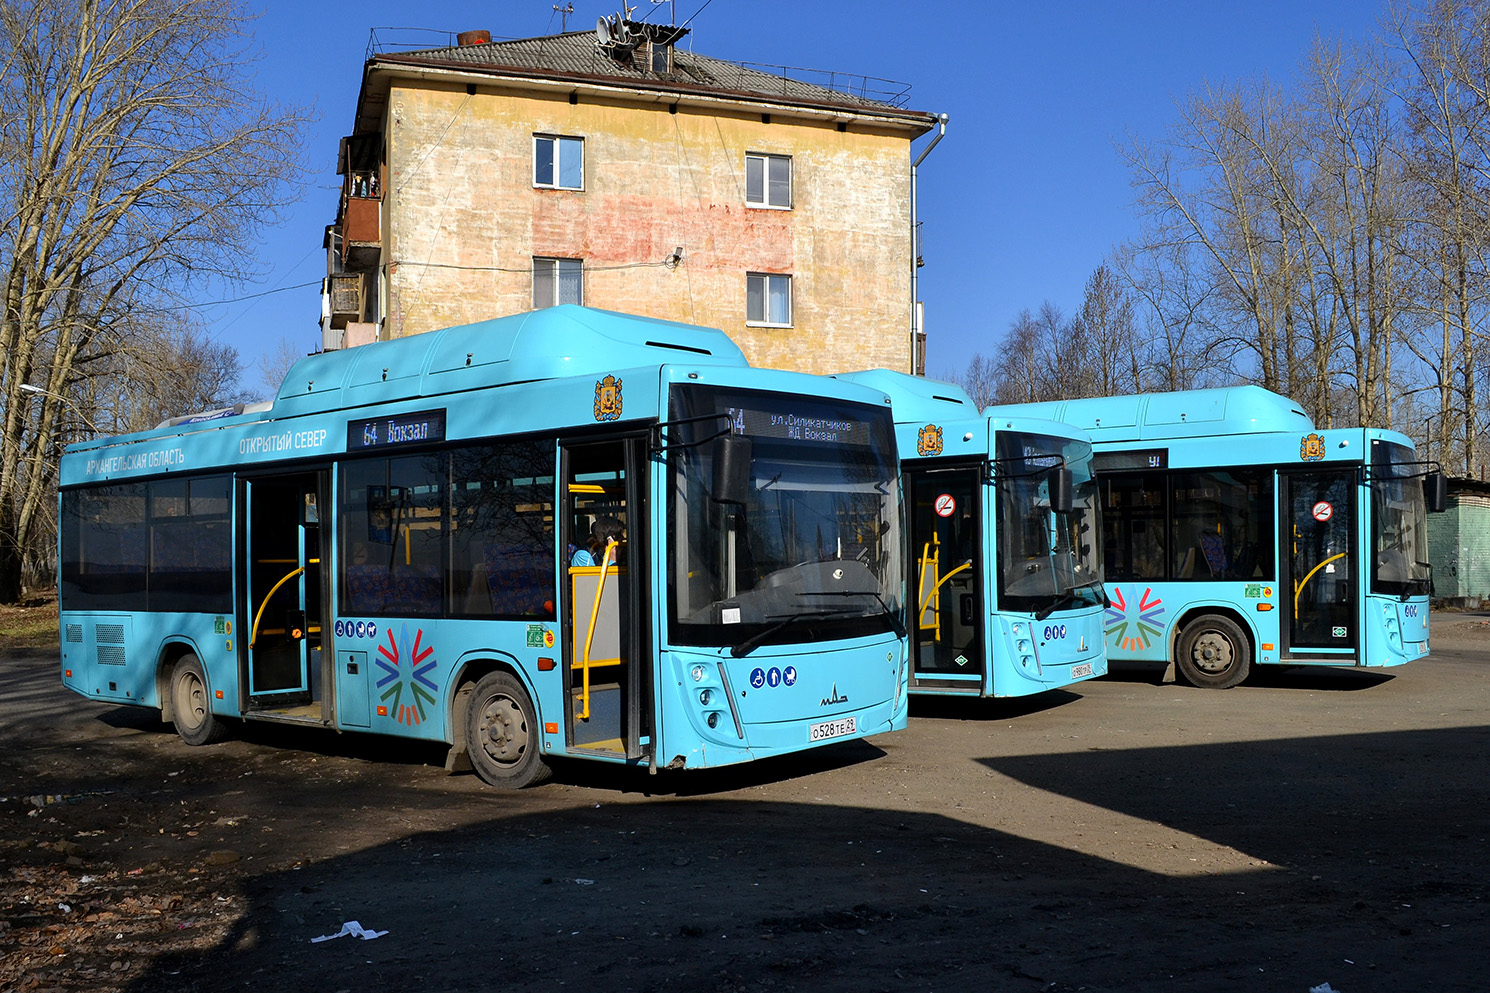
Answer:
xmin=1280 ymin=468 xmax=1358 ymax=661
xmin=242 ymin=471 xmax=329 ymax=719
xmin=907 ymin=464 xmax=983 ymax=692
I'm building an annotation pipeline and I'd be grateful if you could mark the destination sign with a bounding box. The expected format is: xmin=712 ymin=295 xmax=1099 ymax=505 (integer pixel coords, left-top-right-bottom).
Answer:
xmin=727 ymin=406 xmax=873 ymax=446
xmin=1092 ymin=449 xmax=1168 ymax=473
xmin=347 ymin=409 xmax=447 ymax=451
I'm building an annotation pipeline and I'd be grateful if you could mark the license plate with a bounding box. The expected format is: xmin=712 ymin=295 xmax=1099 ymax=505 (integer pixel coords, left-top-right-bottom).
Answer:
xmin=809 ymin=716 xmax=856 ymax=742
xmin=1071 ymin=663 xmax=1093 ymax=679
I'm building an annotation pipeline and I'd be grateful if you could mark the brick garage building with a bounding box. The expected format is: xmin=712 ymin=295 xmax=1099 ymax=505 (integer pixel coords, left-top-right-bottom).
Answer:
xmin=1429 ymin=477 xmax=1490 ymax=607
xmin=323 ymin=22 xmax=942 ymax=375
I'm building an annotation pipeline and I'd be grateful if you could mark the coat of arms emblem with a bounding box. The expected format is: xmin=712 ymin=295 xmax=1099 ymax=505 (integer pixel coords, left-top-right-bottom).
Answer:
xmin=593 ymin=375 xmax=623 ymax=422
xmin=916 ymin=423 xmax=944 ymax=457
xmin=1299 ymin=432 xmax=1326 ymax=462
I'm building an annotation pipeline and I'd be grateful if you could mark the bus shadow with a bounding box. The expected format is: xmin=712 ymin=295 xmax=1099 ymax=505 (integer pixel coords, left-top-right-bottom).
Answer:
xmin=1244 ymin=666 xmax=1395 ymax=691
xmin=551 ymin=738 xmax=888 ymax=797
xmin=1099 ymin=661 xmax=1169 ymax=685
xmin=1096 ymin=661 xmax=1396 ymax=692
xmin=909 ymin=689 xmax=1083 ymax=723
xmin=115 ymin=725 xmax=1490 ymax=993
xmin=91 ymin=708 xmax=887 ymax=796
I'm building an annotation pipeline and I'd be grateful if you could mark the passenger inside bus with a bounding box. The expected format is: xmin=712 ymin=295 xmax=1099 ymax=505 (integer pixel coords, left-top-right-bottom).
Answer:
xmin=572 ymin=515 xmax=625 ymax=568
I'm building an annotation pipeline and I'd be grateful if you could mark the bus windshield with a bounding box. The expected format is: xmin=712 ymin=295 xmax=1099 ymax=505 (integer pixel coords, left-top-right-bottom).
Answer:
xmin=1372 ymin=440 xmax=1432 ymax=597
xmin=995 ymin=431 xmax=1102 ymax=612
xmin=667 ymin=385 xmax=903 ymax=650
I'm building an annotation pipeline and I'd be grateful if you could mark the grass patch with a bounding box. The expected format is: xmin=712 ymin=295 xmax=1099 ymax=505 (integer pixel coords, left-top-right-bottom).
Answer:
xmin=0 ymin=591 xmax=59 ymax=652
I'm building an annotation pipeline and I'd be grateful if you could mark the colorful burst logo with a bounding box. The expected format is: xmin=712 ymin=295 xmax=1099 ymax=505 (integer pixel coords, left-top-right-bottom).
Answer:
xmin=594 ymin=374 xmax=623 ymax=422
xmin=1105 ymin=586 xmax=1166 ymax=652
xmin=1300 ymin=432 xmax=1327 ymax=462
xmin=376 ymin=623 xmax=439 ymax=726
xmin=916 ymin=423 xmax=944 ymax=457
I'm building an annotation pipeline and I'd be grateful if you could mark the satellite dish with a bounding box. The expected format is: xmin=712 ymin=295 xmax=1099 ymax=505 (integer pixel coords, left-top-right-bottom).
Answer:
xmin=595 ymin=17 xmax=610 ymax=44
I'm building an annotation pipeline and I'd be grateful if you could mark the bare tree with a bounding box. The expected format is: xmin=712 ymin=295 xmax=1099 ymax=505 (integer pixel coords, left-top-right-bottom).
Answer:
xmin=0 ymin=0 xmax=312 ymax=602
xmin=99 ymin=324 xmax=248 ymax=435
xmin=256 ymin=336 xmax=311 ymax=400
xmin=1386 ymin=0 xmax=1490 ymax=475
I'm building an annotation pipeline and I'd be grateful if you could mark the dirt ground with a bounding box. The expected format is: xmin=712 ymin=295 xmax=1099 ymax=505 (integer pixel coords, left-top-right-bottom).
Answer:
xmin=1 ymin=615 xmax=1487 ymax=993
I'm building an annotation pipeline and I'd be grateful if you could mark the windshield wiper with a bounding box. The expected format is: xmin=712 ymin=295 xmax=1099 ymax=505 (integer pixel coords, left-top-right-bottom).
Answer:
xmin=729 ymin=610 xmax=837 ymax=658
xmin=1034 ymin=581 xmax=1106 ymax=621
xmin=799 ymin=590 xmax=906 ymax=638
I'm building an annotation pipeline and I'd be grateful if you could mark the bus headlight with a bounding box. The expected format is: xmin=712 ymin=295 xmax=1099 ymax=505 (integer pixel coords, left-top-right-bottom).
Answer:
xmin=690 ymin=664 xmax=706 ymax=682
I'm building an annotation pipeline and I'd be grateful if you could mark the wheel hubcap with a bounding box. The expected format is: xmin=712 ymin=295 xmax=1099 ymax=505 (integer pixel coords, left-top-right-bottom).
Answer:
xmin=176 ymin=672 xmax=205 ymax=729
xmin=479 ymin=695 xmax=526 ymax=766
xmin=1191 ymin=632 xmax=1235 ymax=674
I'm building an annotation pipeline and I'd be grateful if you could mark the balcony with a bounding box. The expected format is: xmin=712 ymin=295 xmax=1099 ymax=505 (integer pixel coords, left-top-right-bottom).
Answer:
xmin=341 ymin=168 xmax=382 ymax=272
xmin=328 ymin=273 xmax=362 ymax=330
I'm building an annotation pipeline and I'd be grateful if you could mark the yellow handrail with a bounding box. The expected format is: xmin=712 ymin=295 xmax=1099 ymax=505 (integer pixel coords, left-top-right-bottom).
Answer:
xmin=249 ymin=566 xmax=305 ymax=649
xmin=1293 ymin=552 xmax=1348 ymax=619
xmin=576 ymin=539 xmax=621 ymax=720
xmin=917 ymin=537 xmax=939 ymax=631
xmin=917 ymin=535 xmax=971 ymax=640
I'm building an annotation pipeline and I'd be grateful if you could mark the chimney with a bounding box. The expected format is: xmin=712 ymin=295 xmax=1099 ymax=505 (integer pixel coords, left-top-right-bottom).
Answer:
xmin=456 ymin=29 xmax=491 ymax=46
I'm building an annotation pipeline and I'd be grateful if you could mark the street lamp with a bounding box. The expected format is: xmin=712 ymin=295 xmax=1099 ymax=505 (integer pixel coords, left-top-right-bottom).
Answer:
xmin=17 ymin=383 xmax=98 ymax=435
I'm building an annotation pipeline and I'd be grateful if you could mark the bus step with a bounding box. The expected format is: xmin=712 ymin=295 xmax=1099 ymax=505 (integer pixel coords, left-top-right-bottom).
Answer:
xmin=573 ymin=682 xmax=623 ymax=750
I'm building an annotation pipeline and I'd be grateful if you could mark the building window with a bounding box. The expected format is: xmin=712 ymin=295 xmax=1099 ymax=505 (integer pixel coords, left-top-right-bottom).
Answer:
xmin=534 ymin=257 xmax=584 ymax=308
xmin=745 ymin=152 xmax=791 ymax=208
xmin=746 ymin=273 xmax=791 ymax=326
xmin=534 ymin=134 xmax=584 ymax=190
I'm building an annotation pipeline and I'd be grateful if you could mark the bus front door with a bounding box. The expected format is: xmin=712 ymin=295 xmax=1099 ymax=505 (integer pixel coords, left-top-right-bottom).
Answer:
xmin=243 ymin=473 xmax=327 ymax=717
xmin=562 ymin=438 xmax=649 ymax=761
xmin=1281 ymin=469 xmax=1358 ymax=660
xmin=908 ymin=466 xmax=983 ymax=691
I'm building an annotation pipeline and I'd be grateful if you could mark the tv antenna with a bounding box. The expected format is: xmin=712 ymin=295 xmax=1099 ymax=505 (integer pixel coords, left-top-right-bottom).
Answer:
xmin=650 ymin=0 xmax=676 ymax=24
xmin=553 ymin=3 xmax=573 ymax=31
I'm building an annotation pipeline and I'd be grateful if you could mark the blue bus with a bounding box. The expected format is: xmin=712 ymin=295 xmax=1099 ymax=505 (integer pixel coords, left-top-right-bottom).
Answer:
xmin=1012 ymin=386 xmax=1445 ymax=687
xmin=836 ymin=371 xmax=1107 ymax=697
xmin=57 ymin=306 xmax=909 ymax=786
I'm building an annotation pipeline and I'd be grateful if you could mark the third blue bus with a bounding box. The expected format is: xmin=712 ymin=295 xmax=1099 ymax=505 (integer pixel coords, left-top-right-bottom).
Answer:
xmin=1013 ymin=386 xmax=1445 ymax=687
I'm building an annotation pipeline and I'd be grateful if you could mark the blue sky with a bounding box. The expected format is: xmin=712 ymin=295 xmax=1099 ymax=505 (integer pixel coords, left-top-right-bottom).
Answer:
xmin=215 ymin=0 xmax=1382 ymax=393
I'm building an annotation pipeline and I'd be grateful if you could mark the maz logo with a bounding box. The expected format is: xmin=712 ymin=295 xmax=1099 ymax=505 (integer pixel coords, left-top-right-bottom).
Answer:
xmin=820 ymin=683 xmax=849 ymax=706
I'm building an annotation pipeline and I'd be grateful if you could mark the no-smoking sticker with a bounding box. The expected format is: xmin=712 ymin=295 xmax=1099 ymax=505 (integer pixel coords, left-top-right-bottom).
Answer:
xmin=1312 ymin=501 xmax=1333 ymax=522
xmin=934 ymin=493 xmax=956 ymax=518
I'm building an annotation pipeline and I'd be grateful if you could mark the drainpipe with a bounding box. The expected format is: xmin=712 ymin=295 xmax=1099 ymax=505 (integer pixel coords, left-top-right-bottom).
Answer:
xmin=910 ymin=113 xmax=948 ymax=375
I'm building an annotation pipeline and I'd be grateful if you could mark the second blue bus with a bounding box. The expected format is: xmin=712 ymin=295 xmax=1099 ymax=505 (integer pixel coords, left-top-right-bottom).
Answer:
xmin=839 ymin=371 xmax=1107 ymax=697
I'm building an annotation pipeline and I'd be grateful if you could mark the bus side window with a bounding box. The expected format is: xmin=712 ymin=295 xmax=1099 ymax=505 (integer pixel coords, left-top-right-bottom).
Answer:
xmin=450 ymin=439 xmax=557 ymax=619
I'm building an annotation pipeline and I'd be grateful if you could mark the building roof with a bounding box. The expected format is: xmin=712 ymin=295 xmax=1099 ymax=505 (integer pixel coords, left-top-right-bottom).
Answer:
xmin=363 ymin=25 xmax=935 ymax=128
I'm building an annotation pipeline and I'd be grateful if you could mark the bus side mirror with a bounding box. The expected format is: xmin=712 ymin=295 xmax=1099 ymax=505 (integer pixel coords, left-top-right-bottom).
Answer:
xmin=1426 ymin=471 xmax=1448 ymax=513
xmin=713 ymin=435 xmax=753 ymax=505
xmin=1049 ymin=467 xmax=1074 ymax=515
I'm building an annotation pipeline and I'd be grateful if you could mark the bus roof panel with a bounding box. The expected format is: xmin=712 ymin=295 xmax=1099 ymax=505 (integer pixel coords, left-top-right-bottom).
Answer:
xmin=1002 ymin=386 xmax=1313 ymax=441
xmin=833 ymin=369 xmax=975 ymax=424
xmin=273 ymin=305 xmax=749 ymax=416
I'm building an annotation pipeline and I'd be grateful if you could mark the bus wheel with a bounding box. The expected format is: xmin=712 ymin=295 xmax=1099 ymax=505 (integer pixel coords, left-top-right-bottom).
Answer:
xmin=466 ymin=671 xmax=551 ymax=788
xmin=170 ymin=654 xmax=228 ymax=745
xmin=1175 ymin=615 xmax=1251 ymax=689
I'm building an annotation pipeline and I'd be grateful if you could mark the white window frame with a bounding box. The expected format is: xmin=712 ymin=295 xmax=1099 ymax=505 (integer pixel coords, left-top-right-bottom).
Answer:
xmin=746 ymin=272 xmax=792 ymax=327
xmin=533 ymin=134 xmax=585 ymax=191
xmin=745 ymin=152 xmax=792 ymax=209
xmin=533 ymin=257 xmax=584 ymax=309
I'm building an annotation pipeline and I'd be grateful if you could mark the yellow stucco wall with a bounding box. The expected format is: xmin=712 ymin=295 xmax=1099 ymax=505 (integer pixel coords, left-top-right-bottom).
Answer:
xmin=380 ymin=80 xmax=917 ymax=375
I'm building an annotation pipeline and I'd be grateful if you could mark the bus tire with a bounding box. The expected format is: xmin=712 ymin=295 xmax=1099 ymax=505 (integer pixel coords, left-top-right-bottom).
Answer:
xmin=1174 ymin=615 xmax=1251 ymax=689
xmin=466 ymin=671 xmax=551 ymax=788
xmin=170 ymin=654 xmax=228 ymax=745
